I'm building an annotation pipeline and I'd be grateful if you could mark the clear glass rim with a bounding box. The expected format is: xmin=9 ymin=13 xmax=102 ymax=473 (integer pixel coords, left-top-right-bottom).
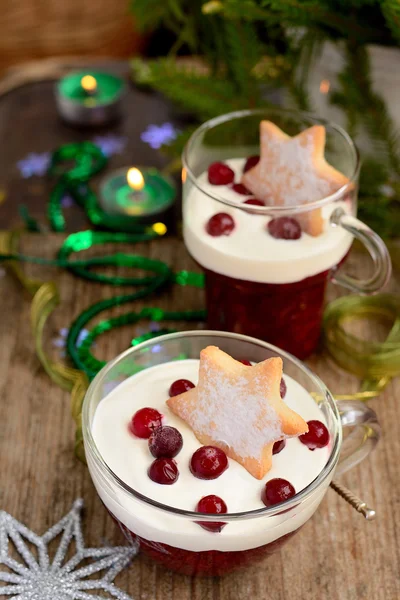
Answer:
xmin=182 ymin=108 xmax=360 ymax=216
xmin=82 ymin=330 xmax=342 ymax=522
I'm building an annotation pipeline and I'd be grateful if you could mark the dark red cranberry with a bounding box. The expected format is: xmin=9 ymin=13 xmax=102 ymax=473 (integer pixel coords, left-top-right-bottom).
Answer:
xmin=299 ymin=420 xmax=330 ymax=450
xmin=232 ymin=183 xmax=251 ymax=195
xmin=208 ymin=162 xmax=235 ymax=185
xmin=129 ymin=407 xmax=163 ymax=439
xmin=239 ymin=359 xmax=252 ymax=366
xmin=206 ymin=213 xmax=235 ymax=237
xmin=280 ymin=378 xmax=287 ymax=399
xmin=272 ymin=439 xmax=286 ymax=455
xmin=148 ymin=458 xmax=179 ymax=484
xmin=267 ymin=217 xmax=302 ymax=240
xmin=149 ymin=426 xmax=183 ymax=458
xmin=243 ymin=155 xmax=260 ymax=173
xmin=190 ymin=446 xmax=228 ymax=480
xmin=196 ymin=495 xmax=228 ymax=533
xmin=243 ymin=198 xmax=265 ymax=207
xmin=262 ymin=478 xmax=296 ymax=507
xmin=169 ymin=379 xmax=195 ymax=397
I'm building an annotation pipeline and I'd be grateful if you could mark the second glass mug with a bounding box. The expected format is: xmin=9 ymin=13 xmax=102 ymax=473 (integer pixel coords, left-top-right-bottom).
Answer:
xmin=82 ymin=331 xmax=380 ymax=577
xmin=182 ymin=108 xmax=392 ymax=359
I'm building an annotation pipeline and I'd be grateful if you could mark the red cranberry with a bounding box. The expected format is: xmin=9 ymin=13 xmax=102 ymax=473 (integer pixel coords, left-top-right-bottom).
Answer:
xmin=262 ymin=478 xmax=296 ymax=507
xmin=243 ymin=198 xmax=265 ymax=207
xmin=267 ymin=217 xmax=302 ymax=240
xmin=280 ymin=378 xmax=287 ymax=398
xmin=243 ymin=155 xmax=260 ymax=173
xmin=148 ymin=458 xmax=179 ymax=484
xmin=206 ymin=213 xmax=235 ymax=237
xmin=129 ymin=407 xmax=163 ymax=439
xmin=190 ymin=446 xmax=228 ymax=480
xmin=232 ymin=183 xmax=251 ymax=195
xmin=196 ymin=495 xmax=228 ymax=533
xmin=149 ymin=426 xmax=183 ymax=458
xmin=208 ymin=162 xmax=235 ymax=185
xmin=239 ymin=359 xmax=252 ymax=366
xmin=169 ymin=379 xmax=195 ymax=397
xmin=272 ymin=439 xmax=286 ymax=455
xmin=299 ymin=420 xmax=330 ymax=450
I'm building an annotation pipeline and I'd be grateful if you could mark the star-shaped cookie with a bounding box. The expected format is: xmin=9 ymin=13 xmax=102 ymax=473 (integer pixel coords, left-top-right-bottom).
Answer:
xmin=167 ymin=346 xmax=308 ymax=479
xmin=242 ymin=121 xmax=350 ymax=236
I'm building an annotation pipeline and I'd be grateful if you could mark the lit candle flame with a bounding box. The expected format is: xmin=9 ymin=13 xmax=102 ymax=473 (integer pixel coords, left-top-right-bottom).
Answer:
xmin=127 ymin=167 xmax=145 ymax=191
xmin=319 ymin=79 xmax=330 ymax=94
xmin=81 ymin=75 xmax=97 ymax=94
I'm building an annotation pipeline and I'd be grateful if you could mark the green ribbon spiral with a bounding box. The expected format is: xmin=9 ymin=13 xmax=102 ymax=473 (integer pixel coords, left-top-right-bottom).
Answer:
xmin=323 ymin=294 xmax=400 ymax=398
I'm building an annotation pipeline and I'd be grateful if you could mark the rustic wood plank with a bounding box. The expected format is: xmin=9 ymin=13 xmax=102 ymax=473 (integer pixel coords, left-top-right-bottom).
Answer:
xmin=1 ymin=233 xmax=399 ymax=599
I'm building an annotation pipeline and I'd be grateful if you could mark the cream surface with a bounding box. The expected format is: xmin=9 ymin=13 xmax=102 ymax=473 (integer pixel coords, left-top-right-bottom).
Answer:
xmin=90 ymin=359 xmax=332 ymax=552
xmin=183 ymin=158 xmax=353 ymax=284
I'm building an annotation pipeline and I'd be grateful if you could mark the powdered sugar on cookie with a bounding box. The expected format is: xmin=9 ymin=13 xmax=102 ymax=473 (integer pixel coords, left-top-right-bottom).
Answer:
xmin=167 ymin=346 xmax=308 ymax=479
xmin=184 ymin=371 xmax=282 ymax=459
xmin=242 ymin=122 xmax=349 ymax=236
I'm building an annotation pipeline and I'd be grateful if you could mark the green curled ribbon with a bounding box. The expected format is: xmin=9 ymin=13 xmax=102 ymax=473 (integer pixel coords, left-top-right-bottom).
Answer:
xmin=0 ymin=230 xmax=205 ymax=380
xmin=323 ymin=294 xmax=400 ymax=399
xmin=0 ymin=228 xmax=205 ymax=460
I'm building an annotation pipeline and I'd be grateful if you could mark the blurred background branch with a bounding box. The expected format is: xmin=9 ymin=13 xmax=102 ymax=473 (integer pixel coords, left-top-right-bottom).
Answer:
xmin=130 ymin=0 xmax=400 ymax=238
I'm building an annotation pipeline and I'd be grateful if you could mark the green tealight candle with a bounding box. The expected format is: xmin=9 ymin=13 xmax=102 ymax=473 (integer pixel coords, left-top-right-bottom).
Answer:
xmin=99 ymin=166 xmax=176 ymax=224
xmin=56 ymin=71 xmax=125 ymax=126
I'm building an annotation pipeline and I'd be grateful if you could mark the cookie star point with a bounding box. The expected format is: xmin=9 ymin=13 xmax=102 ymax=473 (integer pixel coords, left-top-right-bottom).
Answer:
xmin=166 ymin=346 xmax=308 ymax=479
xmin=242 ymin=120 xmax=349 ymax=236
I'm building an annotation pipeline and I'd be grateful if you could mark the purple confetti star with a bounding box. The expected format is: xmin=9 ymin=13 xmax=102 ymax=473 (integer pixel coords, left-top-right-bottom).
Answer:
xmin=140 ymin=123 xmax=179 ymax=149
xmin=92 ymin=134 xmax=127 ymax=157
xmin=17 ymin=152 xmax=51 ymax=178
xmin=61 ymin=194 xmax=75 ymax=208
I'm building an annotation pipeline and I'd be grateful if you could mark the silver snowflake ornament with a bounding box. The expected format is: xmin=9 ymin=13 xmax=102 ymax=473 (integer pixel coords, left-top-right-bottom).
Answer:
xmin=0 ymin=499 xmax=137 ymax=599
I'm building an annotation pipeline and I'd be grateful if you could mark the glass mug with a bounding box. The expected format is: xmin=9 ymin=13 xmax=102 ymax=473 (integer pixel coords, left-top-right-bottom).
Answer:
xmin=182 ymin=109 xmax=392 ymax=359
xmin=82 ymin=331 xmax=380 ymax=577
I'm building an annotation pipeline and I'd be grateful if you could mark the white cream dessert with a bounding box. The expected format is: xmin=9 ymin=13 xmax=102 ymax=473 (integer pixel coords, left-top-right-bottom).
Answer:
xmin=184 ymin=157 xmax=353 ymax=284
xmin=90 ymin=356 xmax=332 ymax=552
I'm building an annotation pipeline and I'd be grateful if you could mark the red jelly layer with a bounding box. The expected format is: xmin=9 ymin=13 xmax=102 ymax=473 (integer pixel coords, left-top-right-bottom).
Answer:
xmin=111 ymin=511 xmax=299 ymax=576
xmin=204 ymin=267 xmax=332 ymax=359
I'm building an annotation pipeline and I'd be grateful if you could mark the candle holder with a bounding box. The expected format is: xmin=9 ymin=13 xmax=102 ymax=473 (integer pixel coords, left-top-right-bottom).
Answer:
xmin=55 ymin=71 xmax=125 ymax=126
xmin=99 ymin=166 xmax=176 ymax=225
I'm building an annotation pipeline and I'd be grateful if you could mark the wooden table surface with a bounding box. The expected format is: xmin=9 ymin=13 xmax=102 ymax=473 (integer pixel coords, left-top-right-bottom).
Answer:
xmin=1 ymin=66 xmax=399 ymax=599
xmin=1 ymin=232 xmax=399 ymax=600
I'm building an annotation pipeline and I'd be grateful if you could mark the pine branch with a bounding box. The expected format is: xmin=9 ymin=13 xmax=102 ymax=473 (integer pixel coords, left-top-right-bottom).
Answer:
xmin=357 ymin=156 xmax=399 ymax=238
xmin=222 ymin=20 xmax=262 ymax=102
xmin=341 ymin=43 xmax=400 ymax=176
xmin=131 ymin=58 xmax=245 ymax=118
xmin=257 ymin=0 xmax=387 ymax=42
xmin=286 ymin=29 xmax=325 ymax=112
xmin=204 ymin=0 xmax=385 ymax=44
xmin=204 ymin=0 xmax=282 ymax=22
xmin=382 ymin=0 xmax=400 ymax=44
xmin=130 ymin=0 xmax=180 ymax=31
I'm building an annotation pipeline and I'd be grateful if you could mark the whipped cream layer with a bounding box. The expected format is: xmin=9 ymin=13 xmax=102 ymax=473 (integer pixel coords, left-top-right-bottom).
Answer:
xmin=90 ymin=359 xmax=333 ymax=552
xmin=184 ymin=158 xmax=353 ymax=284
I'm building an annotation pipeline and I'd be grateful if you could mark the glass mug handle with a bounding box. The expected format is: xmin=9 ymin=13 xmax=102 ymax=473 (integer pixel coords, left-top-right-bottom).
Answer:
xmin=330 ymin=207 xmax=392 ymax=293
xmin=335 ymin=400 xmax=381 ymax=477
